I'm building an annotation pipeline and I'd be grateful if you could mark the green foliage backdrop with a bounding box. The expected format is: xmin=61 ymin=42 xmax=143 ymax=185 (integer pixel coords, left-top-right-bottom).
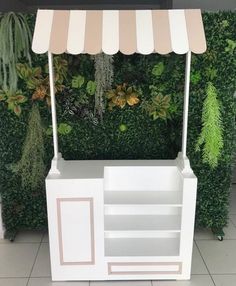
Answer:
xmin=0 ymin=12 xmax=235 ymax=234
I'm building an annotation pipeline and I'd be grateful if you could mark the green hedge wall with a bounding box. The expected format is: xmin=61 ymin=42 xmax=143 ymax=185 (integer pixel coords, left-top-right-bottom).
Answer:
xmin=0 ymin=11 xmax=235 ymax=235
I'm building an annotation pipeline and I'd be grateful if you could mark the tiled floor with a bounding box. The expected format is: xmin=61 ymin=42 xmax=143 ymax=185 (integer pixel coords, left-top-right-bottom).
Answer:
xmin=0 ymin=186 xmax=236 ymax=286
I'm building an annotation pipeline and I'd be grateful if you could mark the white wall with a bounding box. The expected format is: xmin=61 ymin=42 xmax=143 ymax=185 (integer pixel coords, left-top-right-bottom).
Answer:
xmin=174 ymin=0 xmax=236 ymax=11
xmin=0 ymin=0 xmax=27 ymax=12
xmin=0 ymin=197 xmax=4 ymax=239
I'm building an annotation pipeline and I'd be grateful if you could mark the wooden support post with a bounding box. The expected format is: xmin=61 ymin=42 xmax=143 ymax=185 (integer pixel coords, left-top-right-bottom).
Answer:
xmin=182 ymin=51 xmax=191 ymax=158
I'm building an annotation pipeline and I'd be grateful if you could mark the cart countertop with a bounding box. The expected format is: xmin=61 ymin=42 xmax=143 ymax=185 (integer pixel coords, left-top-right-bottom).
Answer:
xmin=46 ymin=159 xmax=179 ymax=180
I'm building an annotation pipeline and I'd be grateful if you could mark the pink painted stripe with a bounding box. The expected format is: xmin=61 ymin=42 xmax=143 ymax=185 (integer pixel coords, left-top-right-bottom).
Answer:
xmin=152 ymin=10 xmax=172 ymax=54
xmin=185 ymin=9 xmax=207 ymax=54
xmin=49 ymin=10 xmax=70 ymax=54
xmin=119 ymin=10 xmax=137 ymax=55
xmin=84 ymin=11 xmax=103 ymax=54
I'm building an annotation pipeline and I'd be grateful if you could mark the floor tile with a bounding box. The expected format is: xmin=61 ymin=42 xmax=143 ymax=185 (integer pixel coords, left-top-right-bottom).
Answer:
xmin=0 ymin=238 xmax=11 ymax=244
xmin=91 ymin=281 xmax=151 ymax=286
xmin=152 ymin=275 xmax=214 ymax=285
xmin=14 ymin=230 xmax=44 ymax=243
xmin=230 ymin=215 xmax=236 ymax=227
xmin=195 ymin=220 xmax=236 ymax=240
xmin=196 ymin=240 xmax=236 ymax=274
xmin=0 ymin=243 xmax=39 ymax=277
xmin=0 ymin=278 xmax=28 ymax=286
xmin=31 ymin=243 xmax=51 ymax=277
xmin=28 ymin=277 xmax=89 ymax=286
xmin=212 ymin=274 xmax=236 ymax=286
xmin=42 ymin=232 xmax=49 ymax=243
xmin=191 ymin=242 xmax=208 ymax=275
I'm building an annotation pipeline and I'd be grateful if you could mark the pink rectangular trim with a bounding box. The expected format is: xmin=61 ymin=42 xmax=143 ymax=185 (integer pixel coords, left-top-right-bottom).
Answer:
xmin=57 ymin=197 xmax=95 ymax=265
xmin=108 ymin=262 xmax=182 ymax=275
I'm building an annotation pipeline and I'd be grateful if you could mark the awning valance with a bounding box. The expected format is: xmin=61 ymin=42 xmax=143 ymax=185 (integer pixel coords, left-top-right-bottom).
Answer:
xmin=32 ymin=9 xmax=206 ymax=55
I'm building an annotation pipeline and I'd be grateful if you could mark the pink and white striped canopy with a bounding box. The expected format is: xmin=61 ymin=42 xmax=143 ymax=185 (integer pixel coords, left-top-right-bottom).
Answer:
xmin=32 ymin=9 xmax=206 ymax=55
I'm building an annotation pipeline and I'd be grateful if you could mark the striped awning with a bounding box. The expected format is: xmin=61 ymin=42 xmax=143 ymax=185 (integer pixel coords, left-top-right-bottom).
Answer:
xmin=32 ymin=9 xmax=207 ymax=55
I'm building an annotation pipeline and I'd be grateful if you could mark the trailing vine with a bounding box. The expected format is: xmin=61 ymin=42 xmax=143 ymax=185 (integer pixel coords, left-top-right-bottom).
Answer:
xmin=11 ymin=104 xmax=46 ymax=190
xmin=195 ymin=82 xmax=224 ymax=168
xmin=0 ymin=12 xmax=32 ymax=91
xmin=93 ymin=53 xmax=114 ymax=120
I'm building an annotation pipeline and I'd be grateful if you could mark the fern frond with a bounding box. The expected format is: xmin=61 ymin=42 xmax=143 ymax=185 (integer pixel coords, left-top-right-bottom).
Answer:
xmin=195 ymin=82 xmax=223 ymax=168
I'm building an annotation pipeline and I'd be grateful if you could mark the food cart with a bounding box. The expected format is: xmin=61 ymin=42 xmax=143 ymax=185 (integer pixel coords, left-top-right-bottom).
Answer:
xmin=32 ymin=9 xmax=206 ymax=281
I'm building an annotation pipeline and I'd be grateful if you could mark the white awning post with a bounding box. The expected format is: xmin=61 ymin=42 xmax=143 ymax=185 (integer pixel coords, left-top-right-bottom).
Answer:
xmin=48 ymin=52 xmax=62 ymax=174
xmin=182 ymin=51 xmax=192 ymax=158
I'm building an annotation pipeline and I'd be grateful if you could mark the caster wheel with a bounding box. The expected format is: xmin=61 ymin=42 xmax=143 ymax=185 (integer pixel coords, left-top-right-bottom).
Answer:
xmin=217 ymin=236 xmax=223 ymax=241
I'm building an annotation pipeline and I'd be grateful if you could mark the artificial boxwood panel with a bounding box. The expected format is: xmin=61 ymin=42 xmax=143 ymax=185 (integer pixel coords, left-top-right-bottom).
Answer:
xmin=0 ymin=12 xmax=235 ymax=234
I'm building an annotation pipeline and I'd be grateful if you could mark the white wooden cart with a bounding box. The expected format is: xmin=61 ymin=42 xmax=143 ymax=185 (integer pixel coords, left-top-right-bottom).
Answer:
xmin=32 ymin=9 xmax=206 ymax=281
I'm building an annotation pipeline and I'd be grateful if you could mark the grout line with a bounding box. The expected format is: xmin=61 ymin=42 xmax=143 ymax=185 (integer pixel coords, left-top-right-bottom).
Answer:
xmin=25 ymin=276 xmax=51 ymax=278
xmin=0 ymin=242 xmax=44 ymax=244
xmin=210 ymin=275 xmax=217 ymax=286
xmin=194 ymin=241 xmax=216 ymax=286
xmin=212 ymin=273 xmax=236 ymax=275
xmin=26 ymin=234 xmax=44 ymax=286
xmin=0 ymin=277 xmax=29 ymax=279
xmin=194 ymin=238 xmax=236 ymax=241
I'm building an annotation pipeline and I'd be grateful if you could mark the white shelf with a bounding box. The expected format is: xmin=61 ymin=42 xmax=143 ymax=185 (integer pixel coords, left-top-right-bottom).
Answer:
xmin=105 ymin=237 xmax=180 ymax=257
xmin=104 ymin=230 xmax=180 ymax=238
xmin=104 ymin=215 xmax=182 ymax=231
xmin=105 ymin=205 xmax=181 ymax=215
xmin=104 ymin=191 xmax=182 ymax=205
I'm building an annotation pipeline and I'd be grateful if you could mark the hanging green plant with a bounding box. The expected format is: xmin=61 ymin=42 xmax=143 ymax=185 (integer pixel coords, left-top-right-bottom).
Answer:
xmin=93 ymin=53 xmax=114 ymax=120
xmin=195 ymin=82 xmax=223 ymax=168
xmin=0 ymin=12 xmax=32 ymax=91
xmin=11 ymin=104 xmax=46 ymax=190
xmin=0 ymin=88 xmax=27 ymax=116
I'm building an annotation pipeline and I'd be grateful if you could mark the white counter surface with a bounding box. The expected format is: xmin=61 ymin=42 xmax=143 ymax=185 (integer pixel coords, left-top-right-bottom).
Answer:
xmin=46 ymin=159 xmax=178 ymax=180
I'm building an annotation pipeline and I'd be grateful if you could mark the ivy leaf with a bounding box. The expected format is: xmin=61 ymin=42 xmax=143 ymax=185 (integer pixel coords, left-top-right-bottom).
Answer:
xmin=86 ymin=81 xmax=97 ymax=95
xmin=152 ymin=62 xmax=165 ymax=77
xmin=221 ymin=20 xmax=229 ymax=28
xmin=205 ymin=67 xmax=217 ymax=80
xmin=190 ymin=71 xmax=201 ymax=85
xmin=0 ymin=93 xmax=6 ymax=101
xmin=225 ymin=39 xmax=236 ymax=54
xmin=58 ymin=123 xmax=72 ymax=135
xmin=71 ymin=75 xmax=85 ymax=88
xmin=13 ymin=105 xmax=21 ymax=116
xmin=127 ymin=94 xmax=140 ymax=106
xmin=46 ymin=126 xmax=53 ymax=136
xmin=15 ymin=95 xmax=27 ymax=103
xmin=16 ymin=63 xmax=30 ymax=80
xmin=33 ymin=67 xmax=42 ymax=78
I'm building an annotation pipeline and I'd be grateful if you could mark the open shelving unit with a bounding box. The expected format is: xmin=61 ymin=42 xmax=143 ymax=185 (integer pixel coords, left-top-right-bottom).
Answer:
xmin=103 ymin=164 xmax=183 ymax=260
